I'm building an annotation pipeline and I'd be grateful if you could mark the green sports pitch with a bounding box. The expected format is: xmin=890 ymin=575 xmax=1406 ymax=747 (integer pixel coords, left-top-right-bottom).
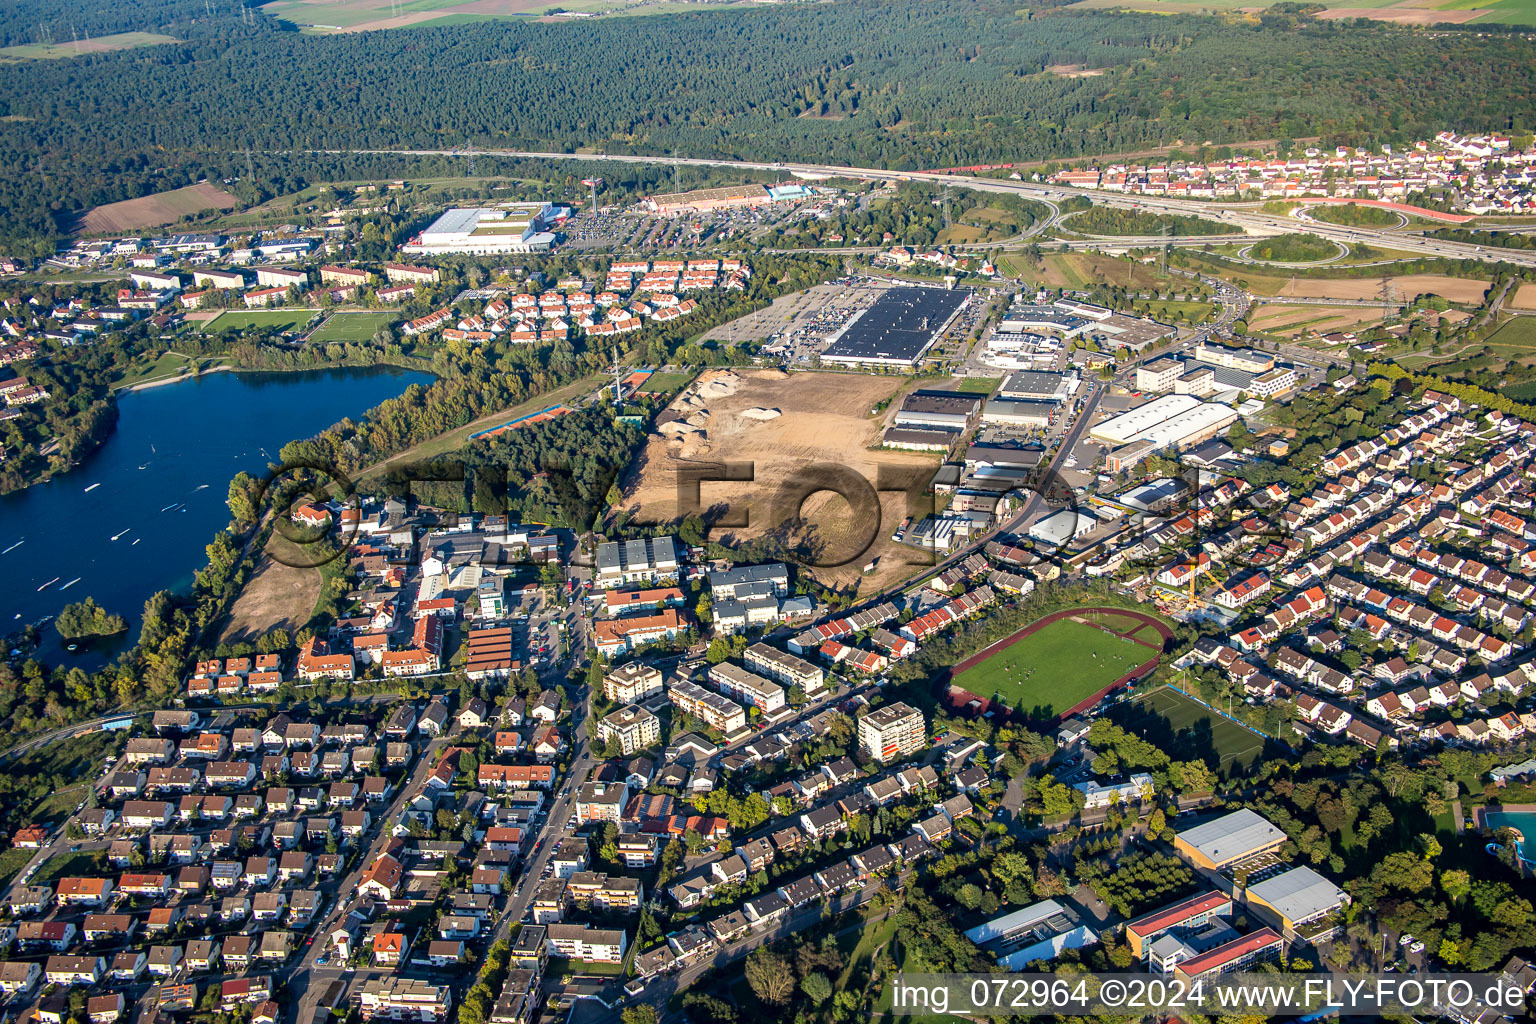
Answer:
xmin=1110 ymin=685 xmax=1267 ymax=774
xmin=308 ymin=311 xmax=399 ymax=343
xmin=198 ymin=309 xmax=318 ymax=333
xmin=951 ymin=617 xmax=1152 ymax=719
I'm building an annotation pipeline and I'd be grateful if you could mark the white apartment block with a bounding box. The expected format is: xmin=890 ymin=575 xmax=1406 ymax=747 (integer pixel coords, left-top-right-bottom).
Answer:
xmin=602 ymin=663 xmax=664 ymax=705
xmin=858 ymin=702 xmax=925 ymax=763
xmin=597 ymin=706 xmax=661 ymax=756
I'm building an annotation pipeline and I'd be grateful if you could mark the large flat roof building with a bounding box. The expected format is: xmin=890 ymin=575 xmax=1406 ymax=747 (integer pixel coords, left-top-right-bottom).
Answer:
xmin=1172 ymin=928 xmax=1283 ymax=984
xmin=1244 ymin=865 xmax=1350 ymax=932
xmin=821 ymin=287 xmax=970 ymax=369
xmin=1089 ymin=394 xmax=1200 ymax=445
xmin=1195 ymin=342 xmax=1274 ymax=374
xmin=1173 ymin=809 xmax=1286 ymax=871
xmin=999 ymin=370 xmax=1075 ymax=402
xmin=1124 ymin=891 xmax=1233 ymax=959
xmin=893 ymin=392 xmax=979 ymax=433
xmin=1133 ymin=403 xmax=1238 ymax=452
xmin=963 ymin=899 xmax=1099 ymax=970
xmin=893 ymin=390 xmax=983 ymax=433
xmin=402 ymin=205 xmax=556 ymax=256
xmin=644 ymin=184 xmax=772 ymax=215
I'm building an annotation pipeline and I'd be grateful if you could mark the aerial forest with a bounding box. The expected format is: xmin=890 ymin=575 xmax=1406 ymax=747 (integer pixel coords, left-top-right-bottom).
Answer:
xmin=1 ymin=0 xmax=1536 ymax=251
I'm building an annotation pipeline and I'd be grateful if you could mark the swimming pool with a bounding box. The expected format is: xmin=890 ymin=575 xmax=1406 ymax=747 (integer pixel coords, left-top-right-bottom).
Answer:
xmin=1484 ymin=810 xmax=1536 ymax=867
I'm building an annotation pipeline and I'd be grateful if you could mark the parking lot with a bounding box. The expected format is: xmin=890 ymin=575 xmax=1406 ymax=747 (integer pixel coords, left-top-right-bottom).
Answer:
xmin=704 ymin=277 xmax=894 ymax=356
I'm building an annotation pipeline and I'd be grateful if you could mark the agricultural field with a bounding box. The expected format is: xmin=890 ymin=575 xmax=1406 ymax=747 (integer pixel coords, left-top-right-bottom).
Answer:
xmin=308 ymin=311 xmax=398 ymax=343
xmin=73 ymin=181 xmax=238 ymax=235
xmin=614 ymin=368 xmax=936 ymax=596
xmin=198 ymin=309 xmax=320 ymax=334
xmin=1110 ymin=685 xmax=1268 ymax=775
xmin=1203 ymin=264 xmax=1490 ymax=303
xmin=0 ymin=31 xmax=178 ymax=63
xmin=265 ymin=0 xmax=750 ymax=32
xmin=1509 ymin=284 xmax=1536 ymax=311
xmin=1248 ymin=303 xmax=1388 ymax=338
xmin=1065 ymin=0 xmax=1536 ymax=23
xmin=1483 ymin=316 xmax=1536 ymax=357
xmin=950 ymin=614 xmax=1157 ymax=719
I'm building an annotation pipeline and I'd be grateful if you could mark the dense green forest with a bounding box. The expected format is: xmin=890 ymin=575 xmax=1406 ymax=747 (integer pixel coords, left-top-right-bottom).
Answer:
xmin=0 ymin=0 xmax=269 ymax=48
xmin=1066 ymin=207 xmax=1228 ymax=236
xmin=1246 ymin=232 xmax=1340 ymax=261
xmin=1429 ymin=227 xmax=1536 ymax=251
xmin=1309 ymin=203 xmax=1401 ymax=227
xmin=3 ymin=0 xmax=1536 ymax=252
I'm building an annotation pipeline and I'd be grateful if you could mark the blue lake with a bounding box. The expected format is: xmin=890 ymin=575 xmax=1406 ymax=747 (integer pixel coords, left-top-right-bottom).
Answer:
xmin=0 ymin=365 xmax=434 ymax=667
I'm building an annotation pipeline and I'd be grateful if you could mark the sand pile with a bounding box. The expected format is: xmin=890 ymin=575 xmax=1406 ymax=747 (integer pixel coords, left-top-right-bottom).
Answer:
xmin=699 ymin=371 xmax=743 ymax=399
xmin=739 ymin=407 xmax=782 ymax=421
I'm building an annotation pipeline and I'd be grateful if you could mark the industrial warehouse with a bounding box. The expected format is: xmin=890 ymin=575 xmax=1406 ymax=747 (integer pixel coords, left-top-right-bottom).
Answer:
xmin=1089 ymin=393 xmax=1238 ymax=451
xmin=820 ymin=285 xmax=972 ymax=369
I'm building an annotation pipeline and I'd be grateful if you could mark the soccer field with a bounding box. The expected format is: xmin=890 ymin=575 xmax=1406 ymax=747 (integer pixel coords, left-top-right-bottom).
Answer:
xmin=951 ymin=617 xmax=1153 ymax=719
xmin=1111 ymin=685 xmax=1267 ymax=774
xmin=200 ymin=309 xmax=318 ymax=333
xmin=309 ymin=312 xmax=398 ymax=343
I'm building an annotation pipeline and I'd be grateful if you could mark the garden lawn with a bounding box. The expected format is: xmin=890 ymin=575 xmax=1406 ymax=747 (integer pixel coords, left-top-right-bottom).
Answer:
xmin=1111 ymin=685 xmax=1267 ymax=773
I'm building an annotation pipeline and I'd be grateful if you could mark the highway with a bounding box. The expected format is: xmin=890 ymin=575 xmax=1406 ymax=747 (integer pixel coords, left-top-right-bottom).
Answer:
xmin=323 ymin=148 xmax=1536 ymax=268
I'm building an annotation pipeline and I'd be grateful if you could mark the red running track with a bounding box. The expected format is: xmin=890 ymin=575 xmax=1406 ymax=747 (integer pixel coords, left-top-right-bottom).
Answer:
xmin=943 ymin=607 xmax=1171 ymax=724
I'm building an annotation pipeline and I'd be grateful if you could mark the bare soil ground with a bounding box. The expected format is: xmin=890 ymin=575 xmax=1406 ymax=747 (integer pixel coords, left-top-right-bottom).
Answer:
xmin=219 ymin=535 xmax=321 ymax=645
xmin=1509 ymin=284 xmax=1536 ymax=311
xmin=1043 ymin=64 xmax=1107 ymax=77
xmin=75 ymin=182 xmax=239 ymax=235
xmin=1315 ymin=5 xmax=1486 ymax=21
xmin=1249 ymin=304 xmax=1389 ymax=335
xmin=614 ymin=369 xmax=940 ymax=597
xmin=1273 ymin=274 xmax=1489 ymax=302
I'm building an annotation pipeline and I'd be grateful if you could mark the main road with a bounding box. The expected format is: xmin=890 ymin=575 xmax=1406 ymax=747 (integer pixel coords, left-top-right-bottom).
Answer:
xmin=321 ymin=148 xmax=1536 ymax=268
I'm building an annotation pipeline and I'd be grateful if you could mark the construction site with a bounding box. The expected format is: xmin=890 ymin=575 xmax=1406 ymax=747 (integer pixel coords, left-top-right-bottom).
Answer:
xmin=611 ymin=369 xmax=943 ymax=596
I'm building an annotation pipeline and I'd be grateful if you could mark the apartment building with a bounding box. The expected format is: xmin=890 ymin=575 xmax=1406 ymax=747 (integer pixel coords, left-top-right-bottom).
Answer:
xmin=595 ymin=537 xmax=680 ymax=588
xmin=602 ymin=663 xmax=664 ymax=704
xmin=545 ymin=924 xmax=628 ymax=963
xmin=744 ymin=642 xmax=825 ymax=695
xmin=706 ymin=663 xmax=785 ymax=714
xmin=707 ymin=563 xmax=789 ymax=601
xmin=597 ymin=706 xmax=661 ymax=756
xmin=565 ymin=872 xmax=644 ymax=912
xmin=858 ymin=703 xmax=925 ymax=763
xmin=359 ymin=978 xmax=453 ymax=1022
xmin=667 ymin=678 xmax=747 ymax=734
